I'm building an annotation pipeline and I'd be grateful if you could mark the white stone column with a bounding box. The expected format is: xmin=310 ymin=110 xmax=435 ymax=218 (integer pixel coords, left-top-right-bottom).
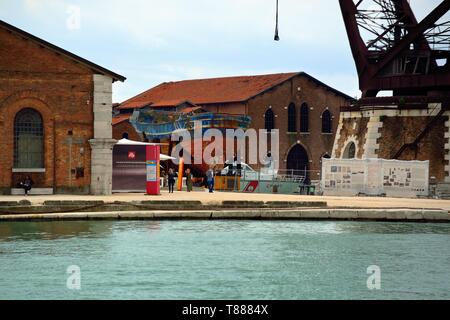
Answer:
xmin=331 ymin=113 xmax=344 ymax=158
xmin=89 ymin=74 xmax=116 ymax=195
xmin=363 ymin=114 xmax=383 ymax=159
xmin=89 ymin=138 xmax=116 ymax=195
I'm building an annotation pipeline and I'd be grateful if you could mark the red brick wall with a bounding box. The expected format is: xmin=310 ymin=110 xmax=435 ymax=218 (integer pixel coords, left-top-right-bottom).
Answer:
xmin=113 ymin=120 xmax=143 ymax=141
xmin=378 ymin=116 xmax=447 ymax=182
xmin=202 ymin=103 xmax=246 ymax=115
xmin=0 ymin=27 xmax=95 ymax=194
xmin=246 ymin=75 xmax=351 ymax=176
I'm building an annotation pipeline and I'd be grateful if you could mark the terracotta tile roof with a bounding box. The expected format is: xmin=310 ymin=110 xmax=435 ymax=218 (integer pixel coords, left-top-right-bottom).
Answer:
xmin=0 ymin=20 xmax=126 ymax=82
xmin=112 ymin=114 xmax=131 ymax=125
xmin=118 ymin=72 xmax=302 ymax=110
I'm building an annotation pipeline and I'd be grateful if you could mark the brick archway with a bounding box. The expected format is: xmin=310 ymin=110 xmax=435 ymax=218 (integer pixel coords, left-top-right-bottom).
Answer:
xmin=0 ymin=94 xmax=55 ymax=191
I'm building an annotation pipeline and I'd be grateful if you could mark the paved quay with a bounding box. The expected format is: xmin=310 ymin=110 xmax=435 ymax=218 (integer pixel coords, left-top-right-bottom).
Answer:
xmin=0 ymin=191 xmax=449 ymax=222
xmin=2 ymin=191 xmax=450 ymax=210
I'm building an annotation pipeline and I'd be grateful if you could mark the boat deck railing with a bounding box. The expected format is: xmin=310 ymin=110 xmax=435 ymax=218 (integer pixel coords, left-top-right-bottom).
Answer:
xmin=229 ymin=169 xmax=322 ymax=184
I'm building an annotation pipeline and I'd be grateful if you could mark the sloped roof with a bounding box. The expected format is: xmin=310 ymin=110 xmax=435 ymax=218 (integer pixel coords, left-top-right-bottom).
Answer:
xmin=0 ymin=19 xmax=126 ymax=82
xmin=180 ymin=106 xmax=204 ymax=114
xmin=118 ymin=72 xmax=353 ymax=110
xmin=112 ymin=114 xmax=131 ymax=125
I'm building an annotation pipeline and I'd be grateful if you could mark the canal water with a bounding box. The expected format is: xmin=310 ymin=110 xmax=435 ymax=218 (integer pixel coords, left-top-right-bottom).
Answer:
xmin=0 ymin=220 xmax=449 ymax=300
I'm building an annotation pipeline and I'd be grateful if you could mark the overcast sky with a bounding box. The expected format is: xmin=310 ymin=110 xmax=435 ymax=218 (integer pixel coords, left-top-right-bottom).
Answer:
xmin=0 ymin=0 xmax=444 ymax=103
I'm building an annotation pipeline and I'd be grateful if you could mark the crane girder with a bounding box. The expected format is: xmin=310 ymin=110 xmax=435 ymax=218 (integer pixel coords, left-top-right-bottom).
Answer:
xmin=339 ymin=0 xmax=450 ymax=97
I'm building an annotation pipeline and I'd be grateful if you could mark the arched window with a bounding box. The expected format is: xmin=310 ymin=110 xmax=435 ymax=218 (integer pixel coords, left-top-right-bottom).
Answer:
xmin=343 ymin=142 xmax=356 ymax=159
xmin=287 ymin=103 xmax=296 ymax=132
xmin=265 ymin=109 xmax=275 ymax=132
xmin=14 ymin=108 xmax=44 ymax=168
xmin=300 ymin=103 xmax=309 ymax=133
xmin=322 ymin=109 xmax=332 ymax=133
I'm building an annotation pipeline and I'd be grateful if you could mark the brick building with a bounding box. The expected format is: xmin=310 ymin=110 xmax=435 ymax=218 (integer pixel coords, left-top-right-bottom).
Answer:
xmin=114 ymin=72 xmax=353 ymax=182
xmin=0 ymin=20 xmax=125 ymax=195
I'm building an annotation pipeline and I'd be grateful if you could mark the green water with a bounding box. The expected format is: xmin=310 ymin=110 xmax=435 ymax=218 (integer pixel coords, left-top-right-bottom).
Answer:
xmin=0 ymin=220 xmax=449 ymax=300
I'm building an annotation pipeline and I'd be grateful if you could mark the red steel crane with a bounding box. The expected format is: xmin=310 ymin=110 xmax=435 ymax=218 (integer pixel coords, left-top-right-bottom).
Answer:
xmin=339 ymin=0 xmax=450 ymax=97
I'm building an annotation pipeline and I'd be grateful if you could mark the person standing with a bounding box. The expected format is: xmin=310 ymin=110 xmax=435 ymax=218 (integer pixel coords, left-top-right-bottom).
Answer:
xmin=206 ymin=167 xmax=215 ymax=193
xmin=185 ymin=168 xmax=193 ymax=192
xmin=168 ymin=168 xmax=176 ymax=193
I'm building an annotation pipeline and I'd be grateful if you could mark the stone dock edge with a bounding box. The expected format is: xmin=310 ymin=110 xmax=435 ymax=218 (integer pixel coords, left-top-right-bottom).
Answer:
xmin=0 ymin=200 xmax=327 ymax=215
xmin=0 ymin=208 xmax=449 ymax=222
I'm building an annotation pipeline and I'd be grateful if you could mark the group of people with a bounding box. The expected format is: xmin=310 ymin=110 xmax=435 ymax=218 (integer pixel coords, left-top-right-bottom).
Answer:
xmin=166 ymin=167 xmax=215 ymax=194
xmin=18 ymin=169 xmax=215 ymax=196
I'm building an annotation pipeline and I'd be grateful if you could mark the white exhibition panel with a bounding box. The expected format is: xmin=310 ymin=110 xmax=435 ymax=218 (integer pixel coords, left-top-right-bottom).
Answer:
xmin=321 ymin=158 xmax=429 ymax=198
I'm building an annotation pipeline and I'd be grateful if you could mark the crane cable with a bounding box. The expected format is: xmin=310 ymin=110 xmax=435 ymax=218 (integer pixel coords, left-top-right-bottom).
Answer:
xmin=274 ymin=0 xmax=280 ymax=41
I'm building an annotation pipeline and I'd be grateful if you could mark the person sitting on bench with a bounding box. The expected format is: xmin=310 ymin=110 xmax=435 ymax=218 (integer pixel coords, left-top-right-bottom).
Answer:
xmin=19 ymin=176 xmax=34 ymax=196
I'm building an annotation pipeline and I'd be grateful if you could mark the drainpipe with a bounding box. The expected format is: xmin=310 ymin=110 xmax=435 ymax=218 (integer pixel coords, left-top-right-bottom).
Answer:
xmin=53 ymin=119 xmax=56 ymax=192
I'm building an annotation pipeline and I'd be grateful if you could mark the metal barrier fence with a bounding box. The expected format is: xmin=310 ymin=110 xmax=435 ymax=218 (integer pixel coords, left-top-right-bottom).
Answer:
xmin=215 ymin=169 xmax=322 ymax=195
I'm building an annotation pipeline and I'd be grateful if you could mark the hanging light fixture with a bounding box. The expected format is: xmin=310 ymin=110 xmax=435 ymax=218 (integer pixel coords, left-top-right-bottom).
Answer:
xmin=274 ymin=0 xmax=280 ymax=41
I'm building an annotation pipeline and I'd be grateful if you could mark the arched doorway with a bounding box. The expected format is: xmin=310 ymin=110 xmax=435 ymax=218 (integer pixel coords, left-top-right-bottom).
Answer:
xmin=287 ymin=144 xmax=309 ymax=182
